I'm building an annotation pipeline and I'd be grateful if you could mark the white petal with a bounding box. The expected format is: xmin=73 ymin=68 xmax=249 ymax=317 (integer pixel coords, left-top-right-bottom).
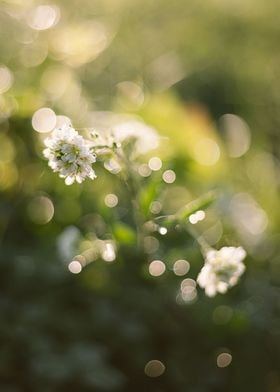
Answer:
xmin=65 ymin=176 xmax=75 ymax=185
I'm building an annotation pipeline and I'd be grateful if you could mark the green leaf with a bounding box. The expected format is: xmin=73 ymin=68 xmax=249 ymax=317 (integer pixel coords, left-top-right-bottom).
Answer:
xmin=153 ymin=190 xmax=217 ymax=228
xmin=153 ymin=214 xmax=177 ymax=228
xmin=138 ymin=178 xmax=162 ymax=218
xmin=112 ymin=222 xmax=136 ymax=245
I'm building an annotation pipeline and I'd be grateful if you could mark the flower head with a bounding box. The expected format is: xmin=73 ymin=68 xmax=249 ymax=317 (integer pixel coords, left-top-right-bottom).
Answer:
xmin=43 ymin=124 xmax=97 ymax=185
xmin=112 ymin=120 xmax=159 ymax=155
xmin=197 ymin=246 xmax=246 ymax=297
xmin=89 ymin=112 xmax=160 ymax=156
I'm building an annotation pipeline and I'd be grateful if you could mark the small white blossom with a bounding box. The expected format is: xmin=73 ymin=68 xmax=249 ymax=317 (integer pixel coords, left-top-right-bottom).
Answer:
xmin=89 ymin=112 xmax=160 ymax=155
xmin=197 ymin=246 xmax=246 ymax=297
xmin=112 ymin=120 xmax=159 ymax=154
xmin=43 ymin=124 xmax=97 ymax=185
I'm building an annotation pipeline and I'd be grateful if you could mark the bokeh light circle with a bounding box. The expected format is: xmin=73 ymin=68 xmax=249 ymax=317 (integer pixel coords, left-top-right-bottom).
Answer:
xmin=32 ymin=108 xmax=56 ymax=133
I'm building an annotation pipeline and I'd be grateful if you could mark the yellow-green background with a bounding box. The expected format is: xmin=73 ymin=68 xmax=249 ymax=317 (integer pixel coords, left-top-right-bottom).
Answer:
xmin=1 ymin=0 xmax=280 ymax=390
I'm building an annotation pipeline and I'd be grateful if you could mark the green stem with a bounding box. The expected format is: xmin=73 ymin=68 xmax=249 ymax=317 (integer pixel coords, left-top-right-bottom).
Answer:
xmin=114 ymin=147 xmax=144 ymax=250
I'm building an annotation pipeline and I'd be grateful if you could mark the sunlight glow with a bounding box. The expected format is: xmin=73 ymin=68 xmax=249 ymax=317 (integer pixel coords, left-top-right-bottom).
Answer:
xmin=149 ymin=157 xmax=162 ymax=171
xmin=27 ymin=5 xmax=60 ymax=31
xmin=68 ymin=260 xmax=82 ymax=274
xmin=144 ymin=360 xmax=165 ymax=377
xmin=32 ymin=108 xmax=56 ymax=133
xmin=27 ymin=196 xmax=54 ymax=224
xmin=149 ymin=260 xmax=166 ymax=277
xmin=0 ymin=66 xmax=14 ymax=94
xmin=173 ymin=259 xmax=190 ymax=276
xmin=217 ymin=352 xmax=232 ymax=368
xmin=105 ymin=193 xmax=118 ymax=208
xmin=162 ymin=169 xmax=176 ymax=184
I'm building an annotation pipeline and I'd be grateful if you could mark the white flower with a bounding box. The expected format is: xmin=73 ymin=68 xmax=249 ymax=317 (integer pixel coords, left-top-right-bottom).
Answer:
xmin=112 ymin=120 xmax=159 ymax=154
xmin=197 ymin=246 xmax=246 ymax=297
xmin=89 ymin=112 xmax=160 ymax=155
xmin=43 ymin=124 xmax=97 ymax=185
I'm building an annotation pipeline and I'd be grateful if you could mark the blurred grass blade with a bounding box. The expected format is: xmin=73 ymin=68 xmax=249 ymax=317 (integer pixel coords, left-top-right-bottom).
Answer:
xmin=176 ymin=190 xmax=218 ymax=221
xmin=153 ymin=191 xmax=217 ymax=228
xmin=139 ymin=177 xmax=162 ymax=218
xmin=153 ymin=214 xmax=176 ymax=227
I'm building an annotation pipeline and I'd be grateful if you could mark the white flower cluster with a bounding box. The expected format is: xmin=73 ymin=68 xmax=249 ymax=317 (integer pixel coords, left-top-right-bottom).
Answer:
xmin=90 ymin=114 xmax=160 ymax=155
xmin=43 ymin=124 xmax=96 ymax=185
xmin=197 ymin=246 xmax=246 ymax=297
xmin=112 ymin=120 xmax=159 ymax=155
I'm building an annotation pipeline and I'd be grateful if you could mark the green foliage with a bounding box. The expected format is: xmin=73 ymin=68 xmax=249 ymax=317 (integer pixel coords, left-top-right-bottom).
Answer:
xmin=1 ymin=0 xmax=280 ymax=390
xmin=113 ymin=222 xmax=136 ymax=245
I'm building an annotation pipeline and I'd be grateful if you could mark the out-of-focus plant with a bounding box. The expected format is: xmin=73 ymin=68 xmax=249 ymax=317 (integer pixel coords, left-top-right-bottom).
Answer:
xmin=2 ymin=0 xmax=280 ymax=389
xmin=34 ymin=116 xmax=246 ymax=297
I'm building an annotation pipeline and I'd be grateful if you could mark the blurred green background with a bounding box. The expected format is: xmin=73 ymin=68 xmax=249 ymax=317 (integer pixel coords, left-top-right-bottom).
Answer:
xmin=1 ymin=0 xmax=280 ymax=390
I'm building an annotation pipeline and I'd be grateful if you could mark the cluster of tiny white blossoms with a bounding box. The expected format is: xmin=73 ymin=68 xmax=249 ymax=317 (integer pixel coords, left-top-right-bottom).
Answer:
xmin=197 ymin=246 xmax=246 ymax=297
xmin=111 ymin=120 xmax=159 ymax=155
xmin=37 ymin=113 xmax=248 ymax=297
xmin=89 ymin=114 xmax=160 ymax=154
xmin=43 ymin=124 xmax=97 ymax=185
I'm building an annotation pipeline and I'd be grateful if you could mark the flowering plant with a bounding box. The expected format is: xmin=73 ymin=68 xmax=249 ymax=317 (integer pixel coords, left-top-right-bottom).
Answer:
xmin=43 ymin=124 xmax=97 ymax=185
xmin=37 ymin=118 xmax=246 ymax=298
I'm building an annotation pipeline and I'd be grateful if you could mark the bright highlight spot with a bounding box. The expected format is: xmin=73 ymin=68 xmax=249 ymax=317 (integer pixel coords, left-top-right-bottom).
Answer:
xmin=220 ymin=114 xmax=251 ymax=158
xmin=181 ymin=278 xmax=196 ymax=290
xmin=159 ymin=227 xmax=167 ymax=235
xmin=217 ymin=352 xmax=232 ymax=368
xmin=162 ymin=169 xmax=176 ymax=184
xmin=68 ymin=260 xmax=82 ymax=274
xmin=149 ymin=201 xmax=162 ymax=214
xmin=32 ymin=108 xmax=56 ymax=133
xmin=138 ymin=163 xmax=151 ymax=177
xmin=105 ymin=193 xmax=118 ymax=208
xmin=0 ymin=66 xmax=14 ymax=94
xmin=144 ymin=360 xmax=165 ymax=377
xmin=27 ymin=5 xmax=60 ymax=31
xmin=173 ymin=259 xmax=190 ymax=276
xmin=189 ymin=210 xmax=206 ymax=224
xmin=102 ymin=242 xmax=116 ymax=262
xmin=27 ymin=196 xmax=54 ymax=224
xmin=176 ymin=277 xmax=198 ymax=304
xmin=149 ymin=157 xmax=162 ymax=171
xmin=181 ymin=286 xmax=197 ymax=302
xmin=149 ymin=260 xmax=166 ymax=276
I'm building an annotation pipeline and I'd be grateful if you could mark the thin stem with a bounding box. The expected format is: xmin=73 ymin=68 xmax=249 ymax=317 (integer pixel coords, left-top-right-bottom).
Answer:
xmin=113 ymin=147 xmax=144 ymax=250
xmin=154 ymin=215 xmax=172 ymax=220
